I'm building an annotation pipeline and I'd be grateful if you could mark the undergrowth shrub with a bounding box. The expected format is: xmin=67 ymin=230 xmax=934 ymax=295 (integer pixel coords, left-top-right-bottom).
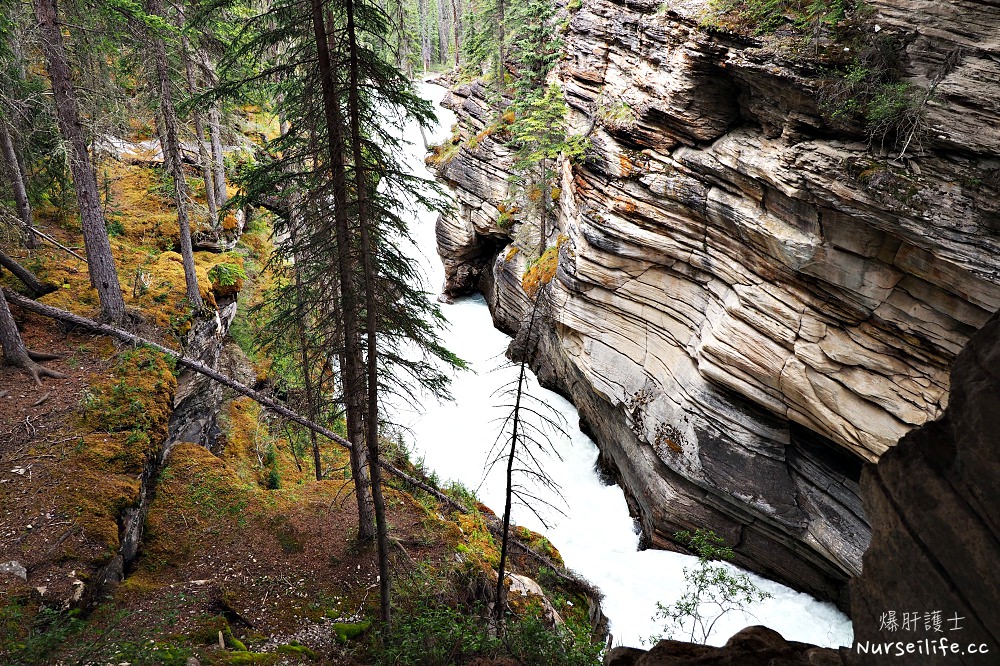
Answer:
xmin=372 ymin=603 xmax=603 ymax=666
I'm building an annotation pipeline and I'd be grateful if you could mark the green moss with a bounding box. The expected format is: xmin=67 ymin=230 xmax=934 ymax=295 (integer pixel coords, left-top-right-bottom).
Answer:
xmin=332 ymin=619 xmax=371 ymax=644
xmin=276 ymin=642 xmax=317 ymax=660
xmin=224 ymin=624 xmax=248 ymax=651
xmin=226 ymin=653 xmax=278 ymax=665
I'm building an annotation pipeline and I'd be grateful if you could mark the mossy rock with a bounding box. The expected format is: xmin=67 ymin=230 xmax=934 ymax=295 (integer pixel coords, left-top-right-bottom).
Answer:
xmin=188 ymin=615 xmax=229 ymax=645
xmin=276 ymin=641 xmax=317 ymax=660
xmin=223 ymin=623 xmax=248 ymax=651
xmin=332 ymin=619 xmax=371 ymax=644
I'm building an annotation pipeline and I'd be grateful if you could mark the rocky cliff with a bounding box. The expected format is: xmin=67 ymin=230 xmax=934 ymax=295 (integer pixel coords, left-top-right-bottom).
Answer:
xmin=850 ymin=305 xmax=1000 ymax=663
xmin=433 ymin=0 xmax=1000 ymax=608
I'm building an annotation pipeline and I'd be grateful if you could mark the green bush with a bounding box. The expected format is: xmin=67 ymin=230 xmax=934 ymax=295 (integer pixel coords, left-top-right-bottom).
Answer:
xmin=649 ymin=529 xmax=770 ymax=645
xmin=371 ymin=603 xmax=602 ymax=666
xmin=208 ymin=262 xmax=248 ymax=287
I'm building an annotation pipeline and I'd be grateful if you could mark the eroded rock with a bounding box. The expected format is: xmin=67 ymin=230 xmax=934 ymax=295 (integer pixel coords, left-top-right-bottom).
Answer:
xmin=604 ymin=626 xmax=844 ymax=665
xmin=850 ymin=308 xmax=1000 ymax=664
xmin=432 ymin=0 xmax=1000 ymax=607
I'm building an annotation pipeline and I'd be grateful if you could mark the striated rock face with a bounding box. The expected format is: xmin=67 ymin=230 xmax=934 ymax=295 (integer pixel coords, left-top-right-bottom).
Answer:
xmin=850 ymin=308 xmax=1000 ymax=663
xmin=433 ymin=0 xmax=1000 ymax=607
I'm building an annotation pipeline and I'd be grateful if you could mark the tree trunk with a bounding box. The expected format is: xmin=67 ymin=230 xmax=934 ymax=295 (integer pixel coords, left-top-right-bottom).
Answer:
xmin=497 ymin=0 xmax=506 ymax=93
xmin=147 ymin=0 xmax=202 ymax=308
xmin=452 ymin=0 xmax=461 ymax=68
xmin=419 ymin=0 xmax=430 ymax=73
xmin=0 ymin=289 xmax=31 ymax=367
xmin=153 ymin=106 xmax=174 ymax=175
xmin=200 ymin=52 xmax=228 ymax=209
xmin=208 ymin=104 xmax=227 ymax=207
xmin=0 ymin=251 xmax=51 ymax=297
xmin=33 ymin=0 xmax=125 ymax=323
xmin=0 ymin=290 xmax=64 ymax=384
xmin=345 ymin=0 xmax=391 ymax=626
xmin=437 ymin=0 xmax=448 ymax=66
xmin=0 ymin=119 xmax=36 ymax=248
xmin=288 ymin=194 xmax=323 ymax=481
xmin=310 ymin=0 xmax=375 ymax=540
xmin=180 ymin=21 xmax=218 ymax=229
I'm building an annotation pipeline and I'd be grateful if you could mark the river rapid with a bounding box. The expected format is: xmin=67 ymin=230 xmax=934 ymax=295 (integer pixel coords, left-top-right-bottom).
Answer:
xmin=393 ymin=81 xmax=854 ymax=649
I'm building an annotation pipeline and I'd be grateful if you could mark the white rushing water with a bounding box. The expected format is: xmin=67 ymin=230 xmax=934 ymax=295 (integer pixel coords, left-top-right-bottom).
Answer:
xmin=393 ymin=81 xmax=854 ymax=649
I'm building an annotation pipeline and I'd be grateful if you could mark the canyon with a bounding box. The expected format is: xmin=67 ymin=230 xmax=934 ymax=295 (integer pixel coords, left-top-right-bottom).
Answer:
xmin=432 ymin=0 xmax=1000 ymax=611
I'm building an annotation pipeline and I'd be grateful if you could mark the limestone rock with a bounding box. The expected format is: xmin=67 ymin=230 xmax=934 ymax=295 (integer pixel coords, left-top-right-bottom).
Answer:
xmin=850 ymin=309 xmax=1000 ymax=664
xmin=431 ymin=0 xmax=1000 ymax=608
xmin=0 ymin=560 xmax=27 ymax=580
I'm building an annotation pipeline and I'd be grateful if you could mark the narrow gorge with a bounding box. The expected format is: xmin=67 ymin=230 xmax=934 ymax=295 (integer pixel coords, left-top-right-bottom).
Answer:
xmin=432 ymin=0 xmax=1000 ymax=611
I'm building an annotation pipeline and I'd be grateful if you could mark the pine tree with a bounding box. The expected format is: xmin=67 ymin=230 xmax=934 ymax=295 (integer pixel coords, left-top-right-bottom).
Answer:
xmin=145 ymin=0 xmax=203 ymax=308
xmin=509 ymin=84 xmax=585 ymax=255
xmin=214 ymin=0 xmax=464 ymax=623
xmin=33 ymin=0 xmax=126 ymax=323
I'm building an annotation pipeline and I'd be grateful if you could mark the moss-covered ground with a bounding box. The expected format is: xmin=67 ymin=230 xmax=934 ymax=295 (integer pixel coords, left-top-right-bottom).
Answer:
xmin=0 ymin=145 xmax=604 ymax=665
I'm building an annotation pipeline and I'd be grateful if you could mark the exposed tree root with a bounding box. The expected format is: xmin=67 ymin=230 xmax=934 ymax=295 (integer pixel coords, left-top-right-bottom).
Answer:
xmin=28 ymin=350 xmax=63 ymax=362
xmin=14 ymin=358 xmax=68 ymax=386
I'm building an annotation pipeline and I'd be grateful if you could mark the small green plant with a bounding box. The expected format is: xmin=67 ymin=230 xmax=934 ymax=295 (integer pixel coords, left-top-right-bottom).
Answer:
xmin=265 ymin=468 xmax=281 ymax=490
xmin=649 ymin=529 xmax=771 ymax=645
xmin=371 ymin=602 xmax=602 ymax=666
xmin=1 ymin=605 xmax=86 ymax=665
xmin=106 ymin=218 xmax=126 ymax=237
xmin=595 ymin=99 xmax=637 ymax=131
xmin=148 ymin=166 xmax=176 ymax=202
xmin=208 ymin=262 xmax=248 ymax=287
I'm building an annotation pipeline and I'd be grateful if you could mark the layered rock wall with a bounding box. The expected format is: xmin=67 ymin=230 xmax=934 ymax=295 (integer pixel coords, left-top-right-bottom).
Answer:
xmin=434 ymin=0 xmax=1000 ymax=608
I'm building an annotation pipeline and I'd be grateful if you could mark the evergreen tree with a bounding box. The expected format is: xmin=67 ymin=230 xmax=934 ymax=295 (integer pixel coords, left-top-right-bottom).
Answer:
xmin=509 ymin=84 xmax=584 ymax=255
xmin=34 ymin=0 xmax=127 ymax=323
xmin=509 ymin=0 xmax=559 ymax=100
xmin=214 ymin=0 xmax=464 ymax=625
xmin=144 ymin=0 xmax=203 ymax=307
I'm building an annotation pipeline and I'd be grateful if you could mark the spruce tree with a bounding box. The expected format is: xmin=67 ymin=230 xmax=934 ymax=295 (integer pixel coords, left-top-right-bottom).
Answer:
xmin=213 ymin=0 xmax=464 ymax=624
xmin=34 ymin=0 xmax=126 ymax=323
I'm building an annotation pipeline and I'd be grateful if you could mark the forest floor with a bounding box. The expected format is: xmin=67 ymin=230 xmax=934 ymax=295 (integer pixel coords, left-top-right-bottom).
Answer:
xmin=0 ymin=154 xmax=602 ymax=665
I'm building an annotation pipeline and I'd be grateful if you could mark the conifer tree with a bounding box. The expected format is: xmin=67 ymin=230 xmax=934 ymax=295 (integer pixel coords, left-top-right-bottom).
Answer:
xmin=215 ymin=0 xmax=463 ymax=624
xmin=146 ymin=0 xmax=203 ymax=307
xmin=509 ymin=84 xmax=584 ymax=255
xmin=33 ymin=0 xmax=126 ymax=323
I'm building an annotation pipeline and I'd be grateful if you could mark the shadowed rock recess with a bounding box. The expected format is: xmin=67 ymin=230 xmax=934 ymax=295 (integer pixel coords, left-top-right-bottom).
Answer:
xmin=433 ymin=0 xmax=1000 ymax=609
xmin=850 ymin=307 xmax=1000 ymax=664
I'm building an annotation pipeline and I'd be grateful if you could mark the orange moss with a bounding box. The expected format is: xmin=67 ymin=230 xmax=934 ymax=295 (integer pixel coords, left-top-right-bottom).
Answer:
xmin=619 ymin=153 xmax=635 ymax=177
xmin=504 ymin=245 xmax=520 ymax=262
xmin=521 ymin=235 xmax=568 ymax=297
xmin=55 ymin=347 xmax=176 ymax=554
xmin=452 ymin=513 xmax=500 ymax=574
xmin=513 ymin=525 xmax=564 ymax=567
